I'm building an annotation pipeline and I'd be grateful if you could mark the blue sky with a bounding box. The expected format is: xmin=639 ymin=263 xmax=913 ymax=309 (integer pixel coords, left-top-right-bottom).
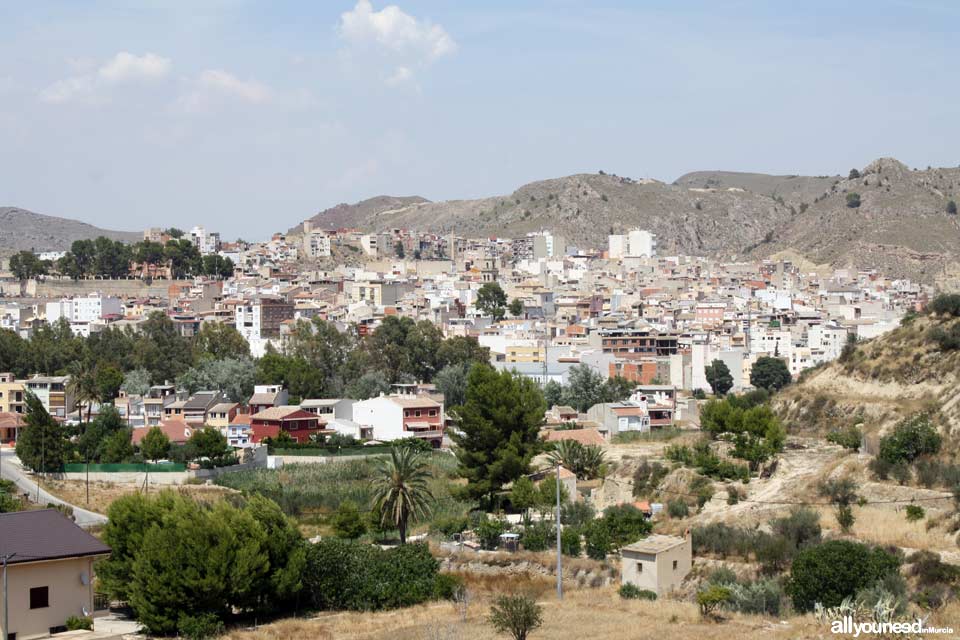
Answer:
xmin=0 ymin=1 xmax=957 ymax=239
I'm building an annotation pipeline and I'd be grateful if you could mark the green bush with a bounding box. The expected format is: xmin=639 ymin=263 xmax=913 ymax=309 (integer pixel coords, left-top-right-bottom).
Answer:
xmin=905 ymin=505 xmax=925 ymax=522
xmin=707 ymin=566 xmax=737 ymax=585
xmin=878 ymin=414 xmax=941 ymax=464
xmin=560 ymin=526 xmax=581 ymax=557
xmin=488 ymin=594 xmax=543 ymax=640
xmin=430 ymin=515 xmax=470 ymax=538
xmin=787 ymin=540 xmax=901 ymax=612
xmin=476 ymin=516 xmax=508 ymax=550
xmin=928 ymin=294 xmax=960 ymax=317
xmin=618 ymin=583 xmax=657 ymax=600
xmin=599 ymin=504 xmax=652 ymax=547
xmin=65 ymin=615 xmax=93 ymax=631
xmin=692 ymin=523 xmax=759 ymax=559
xmin=521 ymin=522 xmax=555 ymax=552
xmin=178 ymin=613 xmax=224 ymax=640
xmin=667 ymin=499 xmax=689 ymax=519
xmin=583 ymin=520 xmax=612 ymax=560
xmin=331 ymin=501 xmax=367 ymax=539
xmin=303 ymin=540 xmax=446 ymax=611
xmin=846 ymin=192 xmax=861 ymax=208
xmin=697 ymin=585 xmax=732 ymax=617
xmin=826 ymin=426 xmax=862 ymax=451
xmin=433 ymin=572 xmax=465 ymax=601
xmin=726 ymin=579 xmax=784 ymax=616
xmin=770 ymin=507 xmax=821 ymax=552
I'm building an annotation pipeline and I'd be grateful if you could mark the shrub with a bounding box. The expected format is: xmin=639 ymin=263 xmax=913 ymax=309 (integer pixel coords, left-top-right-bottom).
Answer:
xmin=878 ymin=414 xmax=941 ymax=464
xmin=583 ymin=520 xmax=612 ymax=560
xmin=692 ymin=523 xmax=759 ymax=559
xmin=65 ymin=616 xmax=93 ymax=631
xmin=696 ymin=585 xmax=732 ymax=618
xmin=488 ymin=594 xmax=543 ymax=640
xmin=726 ymin=484 xmax=743 ymax=505
xmin=868 ymin=456 xmax=892 ymax=480
xmin=632 ymin=459 xmax=668 ymax=497
xmin=928 ymin=294 xmax=960 ymax=317
xmin=907 ymin=550 xmax=960 ymax=587
xmin=560 ymin=526 xmax=581 ymax=557
xmin=433 ymin=572 xmax=465 ymax=601
xmin=521 ymin=522 xmax=555 ymax=552
xmin=755 ymin=534 xmax=791 ymax=575
xmin=178 ymin=613 xmax=224 ymax=640
xmin=948 ymin=200 xmax=958 ymax=215
xmin=905 ymin=505 xmax=925 ymax=522
xmin=707 ymin=566 xmax=737 ymax=585
xmin=599 ymin=504 xmax=652 ymax=548
xmin=846 ymin=192 xmax=861 ymax=208
xmin=430 ymin=515 xmax=470 ymax=537
xmin=331 ymin=500 xmax=367 ymax=539
xmin=667 ymin=499 xmax=689 ymax=519
xmin=561 ymin=501 xmax=595 ymax=527
xmin=619 ymin=583 xmax=657 ymax=600
xmin=826 ymin=426 xmax=862 ymax=451
xmin=476 ymin=517 xmax=508 ymax=550
xmin=930 ymin=323 xmax=960 ymax=351
xmin=787 ymin=540 xmax=901 ymax=612
xmin=304 ymin=540 xmax=446 ymax=611
xmin=770 ymin=507 xmax=821 ymax=553
xmin=726 ymin=579 xmax=784 ymax=616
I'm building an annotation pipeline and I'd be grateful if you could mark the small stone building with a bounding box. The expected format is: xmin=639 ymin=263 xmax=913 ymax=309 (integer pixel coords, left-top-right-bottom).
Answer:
xmin=620 ymin=533 xmax=692 ymax=596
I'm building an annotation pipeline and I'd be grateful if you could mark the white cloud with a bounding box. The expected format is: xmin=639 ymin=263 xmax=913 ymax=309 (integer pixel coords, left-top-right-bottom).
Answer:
xmin=173 ymin=69 xmax=273 ymax=114
xmin=40 ymin=51 xmax=171 ymax=104
xmin=98 ymin=52 xmax=171 ymax=83
xmin=385 ymin=65 xmax=412 ymax=86
xmin=338 ymin=1 xmax=456 ymax=86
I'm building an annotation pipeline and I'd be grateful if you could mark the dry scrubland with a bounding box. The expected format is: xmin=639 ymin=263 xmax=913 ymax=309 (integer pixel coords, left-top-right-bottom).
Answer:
xmin=224 ymin=575 xmax=960 ymax=640
xmin=40 ymin=479 xmax=237 ymax=515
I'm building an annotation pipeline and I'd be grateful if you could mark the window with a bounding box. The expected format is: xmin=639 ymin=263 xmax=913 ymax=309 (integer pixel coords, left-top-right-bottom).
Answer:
xmin=672 ymin=560 xmax=678 ymax=571
xmin=30 ymin=586 xmax=49 ymax=609
xmin=636 ymin=562 xmax=643 ymax=573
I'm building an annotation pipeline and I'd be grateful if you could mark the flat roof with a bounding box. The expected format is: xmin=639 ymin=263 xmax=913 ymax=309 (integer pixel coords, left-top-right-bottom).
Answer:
xmin=622 ymin=534 xmax=687 ymax=555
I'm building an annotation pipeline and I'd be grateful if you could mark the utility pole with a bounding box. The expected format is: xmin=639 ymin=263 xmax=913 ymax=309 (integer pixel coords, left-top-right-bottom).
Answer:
xmin=555 ymin=461 xmax=563 ymax=600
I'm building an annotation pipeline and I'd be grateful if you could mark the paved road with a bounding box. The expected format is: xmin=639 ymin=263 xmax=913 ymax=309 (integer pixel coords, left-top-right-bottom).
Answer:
xmin=0 ymin=449 xmax=107 ymax=527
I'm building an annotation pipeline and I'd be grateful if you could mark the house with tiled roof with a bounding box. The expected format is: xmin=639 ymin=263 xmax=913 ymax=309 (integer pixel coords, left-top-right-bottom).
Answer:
xmin=250 ymin=406 xmax=325 ymax=443
xmin=351 ymin=388 xmax=444 ymax=447
xmin=132 ymin=419 xmax=195 ymax=446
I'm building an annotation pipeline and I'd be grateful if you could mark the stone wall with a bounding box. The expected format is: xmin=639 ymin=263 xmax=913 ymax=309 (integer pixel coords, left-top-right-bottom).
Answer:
xmin=26 ymin=278 xmax=193 ymax=299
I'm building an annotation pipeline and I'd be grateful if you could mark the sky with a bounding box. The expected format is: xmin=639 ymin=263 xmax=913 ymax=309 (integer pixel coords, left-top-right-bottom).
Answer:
xmin=0 ymin=1 xmax=958 ymax=239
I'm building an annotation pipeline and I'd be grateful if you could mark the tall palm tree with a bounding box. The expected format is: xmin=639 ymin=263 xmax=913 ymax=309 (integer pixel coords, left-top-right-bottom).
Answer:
xmin=67 ymin=361 xmax=99 ymax=427
xmin=371 ymin=446 xmax=434 ymax=544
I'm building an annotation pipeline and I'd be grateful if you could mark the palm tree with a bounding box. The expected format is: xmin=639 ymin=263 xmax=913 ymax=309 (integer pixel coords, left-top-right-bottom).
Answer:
xmin=371 ymin=446 xmax=434 ymax=544
xmin=67 ymin=361 xmax=99 ymax=427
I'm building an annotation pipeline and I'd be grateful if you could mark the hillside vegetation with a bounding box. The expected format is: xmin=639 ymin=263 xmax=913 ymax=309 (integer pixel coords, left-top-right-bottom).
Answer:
xmin=776 ymin=307 xmax=960 ymax=442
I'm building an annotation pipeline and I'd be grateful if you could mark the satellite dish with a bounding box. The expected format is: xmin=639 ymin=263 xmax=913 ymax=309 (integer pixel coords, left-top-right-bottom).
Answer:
xmin=184 ymin=428 xmax=192 ymax=438
xmin=80 ymin=572 xmax=90 ymax=585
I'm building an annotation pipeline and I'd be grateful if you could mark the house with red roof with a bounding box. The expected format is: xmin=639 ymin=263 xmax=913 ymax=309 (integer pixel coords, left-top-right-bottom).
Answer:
xmin=249 ymin=406 xmax=325 ymax=443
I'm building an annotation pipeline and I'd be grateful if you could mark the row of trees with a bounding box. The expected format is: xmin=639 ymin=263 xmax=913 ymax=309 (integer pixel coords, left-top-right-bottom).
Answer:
xmin=7 ymin=236 xmax=234 ymax=282
xmin=543 ymin=364 xmax=635 ymax=412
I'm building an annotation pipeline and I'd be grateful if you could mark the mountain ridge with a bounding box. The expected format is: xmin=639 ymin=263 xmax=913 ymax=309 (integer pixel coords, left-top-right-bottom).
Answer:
xmin=295 ymin=158 xmax=960 ymax=286
xmin=0 ymin=207 xmax=141 ymax=256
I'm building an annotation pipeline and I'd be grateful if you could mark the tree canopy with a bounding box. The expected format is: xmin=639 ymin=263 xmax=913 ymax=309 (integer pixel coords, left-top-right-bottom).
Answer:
xmin=452 ymin=364 xmax=546 ymax=504
xmin=749 ymin=356 xmax=791 ymax=392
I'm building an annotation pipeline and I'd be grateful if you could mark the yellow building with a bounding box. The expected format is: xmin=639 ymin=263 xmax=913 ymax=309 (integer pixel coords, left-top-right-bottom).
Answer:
xmin=0 ymin=373 xmax=26 ymax=414
xmin=504 ymin=344 xmax=546 ymax=363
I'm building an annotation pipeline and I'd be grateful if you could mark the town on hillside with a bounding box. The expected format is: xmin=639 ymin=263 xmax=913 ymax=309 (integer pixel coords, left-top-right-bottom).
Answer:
xmin=1 ymin=218 xmax=958 ymax=640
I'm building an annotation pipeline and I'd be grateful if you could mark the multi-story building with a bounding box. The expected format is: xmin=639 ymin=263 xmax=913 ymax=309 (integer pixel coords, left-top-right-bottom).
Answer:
xmin=302 ymin=226 xmax=332 ymax=258
xmin=0 ymin=373 xmax=26 ymax=415
xmin=190 ymin=225 xmax=221 ymax=255
xmin=22 ymin=375 xmax=73 ymax=420
xmin=235 ymin=296 xmax=295 ymax=341
xmin=593 ymin=324 xmax=679 ymax=356
xmin=143 ymin=384 xmax=177 ymax=426
xmin=45 ymin=294 xmax=123 ymax=327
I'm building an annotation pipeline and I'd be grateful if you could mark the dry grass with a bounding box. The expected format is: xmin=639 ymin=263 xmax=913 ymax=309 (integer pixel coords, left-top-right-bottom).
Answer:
xmin=40 ymin=479 xmax=237 ymax=514
xmin=819 ymin=505 xmax=958 ymax=551
xmin=222 ymin=584 xmax=960 ymax=640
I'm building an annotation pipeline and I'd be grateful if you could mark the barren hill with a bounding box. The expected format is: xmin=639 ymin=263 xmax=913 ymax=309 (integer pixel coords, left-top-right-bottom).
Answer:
xmin=0 ymin=207 xmax=140 ymax=255
xmin=288 ymin=195 xmax=430 ymax=235
xmin=673 ymin=170 xmax=837 ymax=206
xmin=293 ymin=158 xmax=960 ymax=284
xmin=775 ymin=311 xmax=960 ymax=441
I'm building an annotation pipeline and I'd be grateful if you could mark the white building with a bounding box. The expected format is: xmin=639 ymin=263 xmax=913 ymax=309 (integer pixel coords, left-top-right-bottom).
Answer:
xmin=608 ymin=229 xmax=656 ymax=259
xmin=351 ymin=391 xmax=444 ymax=446
xmin=45 ymin=293 xmax=122 ymax=329
xmin=189 ymin=226 xmax=221 ymax=255
xmin=360 ymin=234 xmax=379 ymax=257
xmin=302 ymin=227 xmax=332 ymax=258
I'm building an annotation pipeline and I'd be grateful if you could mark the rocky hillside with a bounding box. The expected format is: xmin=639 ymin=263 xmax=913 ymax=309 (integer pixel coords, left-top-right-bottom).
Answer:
xmin=287 ymin=195 xmax=429 ymax=235
xmin=0 ymin=207 xmax=140 ymax=255
xmin=296 ymin=158 xmax=960 ymax=285
xmin=775 ymin=312 xmax=960 ymax=442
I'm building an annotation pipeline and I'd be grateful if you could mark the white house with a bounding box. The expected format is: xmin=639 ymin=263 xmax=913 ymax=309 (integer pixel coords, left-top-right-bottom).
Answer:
xmin=351 ymin=391 xmax=444 ymax=447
